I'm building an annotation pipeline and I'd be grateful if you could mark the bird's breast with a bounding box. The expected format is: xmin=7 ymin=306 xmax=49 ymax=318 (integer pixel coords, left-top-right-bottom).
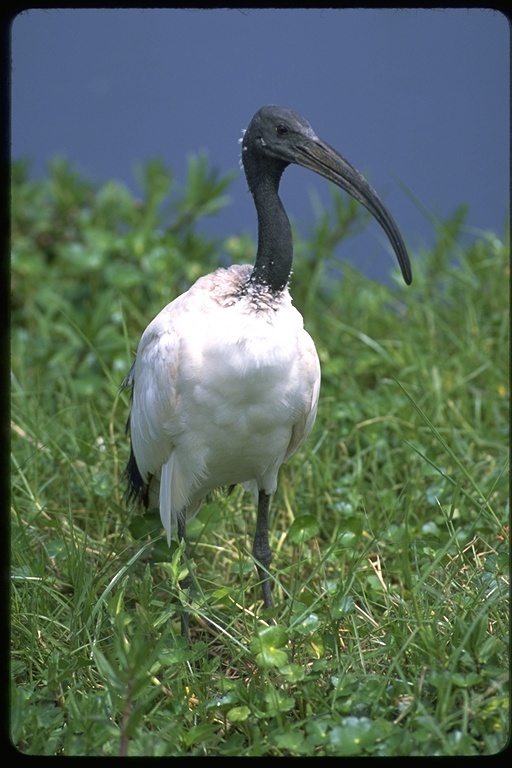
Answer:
xmin=180 ymin=290 xmax=305 ymax=391
xmin=173 ymin=287 xmax=313 ymax=467
xmin=178 ymin=329 xmax=310 ymax=495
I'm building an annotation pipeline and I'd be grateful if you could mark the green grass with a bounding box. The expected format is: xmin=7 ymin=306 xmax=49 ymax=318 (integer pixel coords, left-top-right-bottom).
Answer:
xmin=10 ymin=156 xmax=509 ymax=756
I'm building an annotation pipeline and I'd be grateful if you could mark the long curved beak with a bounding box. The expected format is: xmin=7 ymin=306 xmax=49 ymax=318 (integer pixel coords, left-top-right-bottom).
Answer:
xmin=293 ymin=138 xmax=412 ymax=285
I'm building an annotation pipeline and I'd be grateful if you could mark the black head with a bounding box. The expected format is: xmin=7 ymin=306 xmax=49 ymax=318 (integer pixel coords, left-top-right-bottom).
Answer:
xmin=241 ymin=105 xmax=412 ymax=285
xmin=241 ymin=105 xmax=318 ymax=167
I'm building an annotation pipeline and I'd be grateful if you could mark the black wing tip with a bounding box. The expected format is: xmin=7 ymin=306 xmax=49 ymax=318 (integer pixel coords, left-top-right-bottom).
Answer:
xmin=125 ymin=445 xmax=149 ymax=509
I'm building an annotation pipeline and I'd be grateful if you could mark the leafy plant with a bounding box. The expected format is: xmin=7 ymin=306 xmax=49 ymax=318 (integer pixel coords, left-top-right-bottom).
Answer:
xmin=11 ymin=157 xmax=509 ymax=755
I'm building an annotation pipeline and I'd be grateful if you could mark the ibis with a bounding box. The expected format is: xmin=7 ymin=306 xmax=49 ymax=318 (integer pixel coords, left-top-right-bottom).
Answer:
xmin=123 ymin=105 xmax=411 ymax=631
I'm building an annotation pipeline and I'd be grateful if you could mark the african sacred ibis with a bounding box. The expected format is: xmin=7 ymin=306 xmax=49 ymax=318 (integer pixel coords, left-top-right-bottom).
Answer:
xmin=123 ymin=105 xmax=411 ymax=628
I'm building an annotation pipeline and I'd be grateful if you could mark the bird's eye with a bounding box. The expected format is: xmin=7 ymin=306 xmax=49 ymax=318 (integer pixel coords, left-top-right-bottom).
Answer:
xmin=275 ymin=123 xmax=288 ymax=136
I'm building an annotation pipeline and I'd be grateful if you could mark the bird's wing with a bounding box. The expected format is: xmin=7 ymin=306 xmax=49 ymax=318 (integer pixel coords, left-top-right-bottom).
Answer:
xmin=285 ymin=328 xmax=321 ymax=463
xmin=128 ymin=306 xmax=183 ymax=484
xmin=127 ymin=265 xmax=252 ymax=483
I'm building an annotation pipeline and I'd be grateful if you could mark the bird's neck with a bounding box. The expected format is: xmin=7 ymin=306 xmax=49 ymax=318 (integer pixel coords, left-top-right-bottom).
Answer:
xmin=249 ymin=174 xmax=293 ymax=295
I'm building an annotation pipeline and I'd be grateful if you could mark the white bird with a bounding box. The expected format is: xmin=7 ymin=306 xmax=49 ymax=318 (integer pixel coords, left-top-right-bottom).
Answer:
xmin=123 ymin=105 xmax=411 ymax=630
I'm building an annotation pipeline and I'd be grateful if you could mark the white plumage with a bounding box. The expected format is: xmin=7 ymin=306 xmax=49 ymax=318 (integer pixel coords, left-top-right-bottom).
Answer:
xmin=125 ymin=263 xmax=320 ymax=544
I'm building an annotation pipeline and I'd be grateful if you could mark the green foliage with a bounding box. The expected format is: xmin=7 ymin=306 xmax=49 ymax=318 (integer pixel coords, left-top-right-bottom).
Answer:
xmin=11 ymin=157 xmax=509 ymax=756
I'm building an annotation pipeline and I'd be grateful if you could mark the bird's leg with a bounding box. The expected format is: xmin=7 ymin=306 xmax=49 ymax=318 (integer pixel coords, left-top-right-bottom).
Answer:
xmin=253 ymin=490 xmax=274 ymax=610
xmin=177 ymin=513 xmax=190 ymax=640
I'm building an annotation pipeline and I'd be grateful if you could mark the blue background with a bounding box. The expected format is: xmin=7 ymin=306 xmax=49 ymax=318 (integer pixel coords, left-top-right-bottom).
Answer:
xmin=11 ymin=8 xmax=509 ymax=282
